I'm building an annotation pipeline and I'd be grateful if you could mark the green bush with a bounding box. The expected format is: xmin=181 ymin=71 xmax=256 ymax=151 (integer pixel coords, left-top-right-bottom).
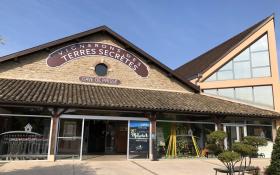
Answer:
xmin=232 ymin=142 xmax=257 ymax=157
xmin=218 ymin=151 xmax=241 ymax=175
xmin=243 ymin=136 xmax=268 ymax=148
xmin=207 ymin=130 xmax=227 ymax=144
xmin=206 ymin=131 xmax=226 ymax=156
xmin=267 ymin=128 xmax=280 ymax=175
xmin=218 ymin=151 xmax=241 ymax=163
xmin=206 ymin=143 xmax=223 ymax=156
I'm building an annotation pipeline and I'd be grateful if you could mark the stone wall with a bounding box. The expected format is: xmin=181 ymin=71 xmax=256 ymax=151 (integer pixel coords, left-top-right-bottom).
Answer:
xmin=0 ymin=32 xmax=191 ymax=92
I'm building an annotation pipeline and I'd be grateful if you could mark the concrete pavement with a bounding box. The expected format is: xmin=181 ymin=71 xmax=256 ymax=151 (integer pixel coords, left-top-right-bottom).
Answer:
xmin=0 ymin=159 xmax=270 ymax=175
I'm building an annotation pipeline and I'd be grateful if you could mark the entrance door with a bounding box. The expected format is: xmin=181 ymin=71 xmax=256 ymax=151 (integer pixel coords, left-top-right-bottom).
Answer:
xmin=224 ymin=125 xmax=245 ymax=149
xmin=82 ymin=120 xmax=128 ymax=157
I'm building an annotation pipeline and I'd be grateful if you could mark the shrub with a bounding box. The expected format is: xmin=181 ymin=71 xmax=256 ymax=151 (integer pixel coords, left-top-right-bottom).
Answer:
xmin=243 ymin=136 xmax=268 ymax=148
xmin=218 ymin=151 xmax=241 ymax=175
xmin=232 ymin=142 xmax=257 ymax=157
xmin=206 ymin=131 xmax=227 ymax=156
xmin=267 ymin=128 xmax=280 ymax=175
xmin=207 ymin=130 xmax=227 ymax=144
xmin=206 ymin=143 xmax=223 ymax=156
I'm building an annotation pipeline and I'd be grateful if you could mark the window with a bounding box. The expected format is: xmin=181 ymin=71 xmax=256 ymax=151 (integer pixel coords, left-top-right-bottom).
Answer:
xmin=203 ymin=85 xmax=274 ymax=108
xmin=218 ymin=88 xmax=234 ymax=99
xmin=250 ymin=35 xmax=268 ymax=52
xmin=205 ymin=34 xmax=271 ymax=81
xmin=95 ymin=63 xmax=108 ymax=76
xmin=253 ymin=86 xmax=274 ymax=107
xmin=217 ymin=71 xmax=233 ymax=80
xmin=0 ymin=116 xmax=51 ymax=160
xmin=204 ymin=89 xmax=217 ymax=95
xmin=251 ymin=51 xmax=270 ymax=67
xmin=235 ymin=87 xmax=253 ymax=102
xmin=247 ymin=125 xmax=272 ymax=141
xmin=233 ymin=61 xmax=251 ymax=79
xmin=234 ymin=49 xmax=250 ymax=61
xmin=252 ymin=67 xmax=271 ymax=78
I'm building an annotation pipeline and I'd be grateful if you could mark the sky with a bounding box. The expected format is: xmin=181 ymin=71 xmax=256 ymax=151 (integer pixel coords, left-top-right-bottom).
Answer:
xmin=0 ymin=0 xmax=279 ymax=69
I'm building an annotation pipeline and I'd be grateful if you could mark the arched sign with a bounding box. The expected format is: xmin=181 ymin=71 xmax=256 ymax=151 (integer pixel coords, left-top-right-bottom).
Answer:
xmin=46 ymin=42 xmax=149 ymax=77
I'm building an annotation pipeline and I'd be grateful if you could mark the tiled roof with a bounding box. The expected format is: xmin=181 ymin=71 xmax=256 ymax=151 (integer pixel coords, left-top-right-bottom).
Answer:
xmin=174 ymin=15 xmax=273 ymax=80
xmin=0 ymin=78 xmax=278 ymax=118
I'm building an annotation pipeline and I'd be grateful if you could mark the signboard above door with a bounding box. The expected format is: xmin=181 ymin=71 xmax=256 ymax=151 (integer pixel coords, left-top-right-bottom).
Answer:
xmin=46 ymin=42 xmax=149 ymax=77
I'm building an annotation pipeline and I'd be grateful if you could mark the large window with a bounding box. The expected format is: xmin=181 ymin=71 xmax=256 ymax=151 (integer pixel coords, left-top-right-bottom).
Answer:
xmin=205 ymin=34 xmax=271 ymax=81
xmin=156 ymin=122 xmax=215 ymax=158
xmin=204 ymin=85 xmax=274 ymax=108
xmin=0 ymin=116 xmax=51 ymax=160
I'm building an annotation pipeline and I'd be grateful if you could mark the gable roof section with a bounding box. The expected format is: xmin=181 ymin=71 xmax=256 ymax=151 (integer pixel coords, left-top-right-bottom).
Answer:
xmin=174 ymin=15 xmax=274 ymax=81
xmin=0 ymin=26 xmax=199 ymax=92
xmin=0 ymin=78 xmax=278 ymax=118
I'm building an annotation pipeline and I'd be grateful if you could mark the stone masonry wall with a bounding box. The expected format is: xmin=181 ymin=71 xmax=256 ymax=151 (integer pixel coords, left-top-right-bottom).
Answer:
xmin=0 ymin=32 xmax=192 ymax=92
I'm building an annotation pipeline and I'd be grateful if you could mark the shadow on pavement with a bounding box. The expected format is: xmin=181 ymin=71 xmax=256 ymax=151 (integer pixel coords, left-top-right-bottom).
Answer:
xmin=0 ymin=163 xmax=96 ymax=175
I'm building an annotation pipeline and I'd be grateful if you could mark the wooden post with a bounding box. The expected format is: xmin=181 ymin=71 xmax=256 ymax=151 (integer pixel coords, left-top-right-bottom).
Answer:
xmin=48 ymin=108 xmax=65 ymax=161
xmin=149 ymin=113 xmax=157 ymax=161
xmin=214 ymin=116 xmax=224 ymax=131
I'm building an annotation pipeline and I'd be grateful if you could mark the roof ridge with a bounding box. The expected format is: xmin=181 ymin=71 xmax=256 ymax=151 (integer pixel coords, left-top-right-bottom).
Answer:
xmin=174 ymin=15 xmax=274 ymax=80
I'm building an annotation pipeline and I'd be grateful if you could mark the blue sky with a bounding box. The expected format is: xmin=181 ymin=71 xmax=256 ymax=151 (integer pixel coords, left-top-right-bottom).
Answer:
xmin=0 ymin=0 xmax=279 ymax=69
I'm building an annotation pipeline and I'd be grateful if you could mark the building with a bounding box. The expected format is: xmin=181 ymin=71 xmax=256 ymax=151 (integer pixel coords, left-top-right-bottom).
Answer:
xmin=0 ymin=15 xmax=279 ymax=161
xmin=175 ymin=15 xmax=280 ymax=155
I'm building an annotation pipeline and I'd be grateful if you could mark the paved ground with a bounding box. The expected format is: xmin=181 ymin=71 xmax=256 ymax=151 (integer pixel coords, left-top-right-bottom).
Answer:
xmin=0 ymin=158 xmax=270 ymax=175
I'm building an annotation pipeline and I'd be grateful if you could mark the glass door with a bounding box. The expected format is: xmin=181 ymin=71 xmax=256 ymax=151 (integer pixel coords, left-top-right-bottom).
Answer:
xmin=224 ymin=125 xmax=245 ymax=149
xmin=56 ymin=119 xmax=83 ymax=159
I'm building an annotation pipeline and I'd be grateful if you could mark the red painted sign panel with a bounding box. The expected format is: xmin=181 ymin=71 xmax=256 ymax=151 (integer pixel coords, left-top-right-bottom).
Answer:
xmin=46 ymin=42 xmax=149 ymax=77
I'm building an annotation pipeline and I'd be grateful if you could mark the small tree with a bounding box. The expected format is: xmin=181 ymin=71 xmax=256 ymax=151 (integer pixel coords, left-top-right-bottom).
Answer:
xmin=232 ymin=142 xmax=257 ymax=174
xmin=267 ymin=128 xmax=280 ymax=175
xmin=218 ymin=151 xmax=241 ymax=175
xmin=243 ymin=136 xmax=268 ymax=148
xmin=206 ymin=131 xmax=227 ymax=156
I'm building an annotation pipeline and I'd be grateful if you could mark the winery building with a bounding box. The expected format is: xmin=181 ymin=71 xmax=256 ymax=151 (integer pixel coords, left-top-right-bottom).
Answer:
xmin=0 ymin=15 xmax=279 ymax=161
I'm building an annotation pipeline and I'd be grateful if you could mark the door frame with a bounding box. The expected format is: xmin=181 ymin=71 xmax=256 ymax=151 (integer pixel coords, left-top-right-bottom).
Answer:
xmin=222 ymin=123 xmax=247 ymax=150
xmin=58 ymin=114 xmax=150 ymax=160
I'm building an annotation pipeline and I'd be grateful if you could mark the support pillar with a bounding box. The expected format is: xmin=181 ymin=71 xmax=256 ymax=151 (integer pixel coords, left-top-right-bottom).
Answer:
xmin=149 ymin=113 xmax=157 ymax=161
xmin=272 ymin=120 xmax=278 ymax=142
xmin=214 ymin=116 xmax=223 ymax=131
xmin=48 ymin=108 xmax=65 ymax=161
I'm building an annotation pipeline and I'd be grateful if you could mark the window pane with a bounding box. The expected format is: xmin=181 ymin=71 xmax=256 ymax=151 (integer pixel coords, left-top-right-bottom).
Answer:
xmin=253 ymin=86 xmax=274 ymax=107
xmin=0 ymin=116 xmax=51 ymax=160
xmin=252 ymin=67 xmax=271 ymax=78
xmin=205 ymin=73 xmax=217 ymax=82
xmin=235 ymin=87 xmax=253 ymax=102
xmin=234 ymin=48 xmax=250 ymax=61
xmin=59 ymin=119 xmax=82 ymax=137
xmin=217 ymin=70 xmax=233 ymax=80
xmin=250 ymin=35 xmax=268 ymax=52
xmin=234 ymin=61 xmax=251 ymax=79
xmin=247 ymin=125 xmax=272 ymax=141
xmin=220 ymin=61 xmax=233 ymax=71
xmin=251 ymin=51 xmax=270 ymax=67
xmin=204 ymin=89 xmax=217 ymax=95
xmin=218 ymin=88 xmax=235 ymax=99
